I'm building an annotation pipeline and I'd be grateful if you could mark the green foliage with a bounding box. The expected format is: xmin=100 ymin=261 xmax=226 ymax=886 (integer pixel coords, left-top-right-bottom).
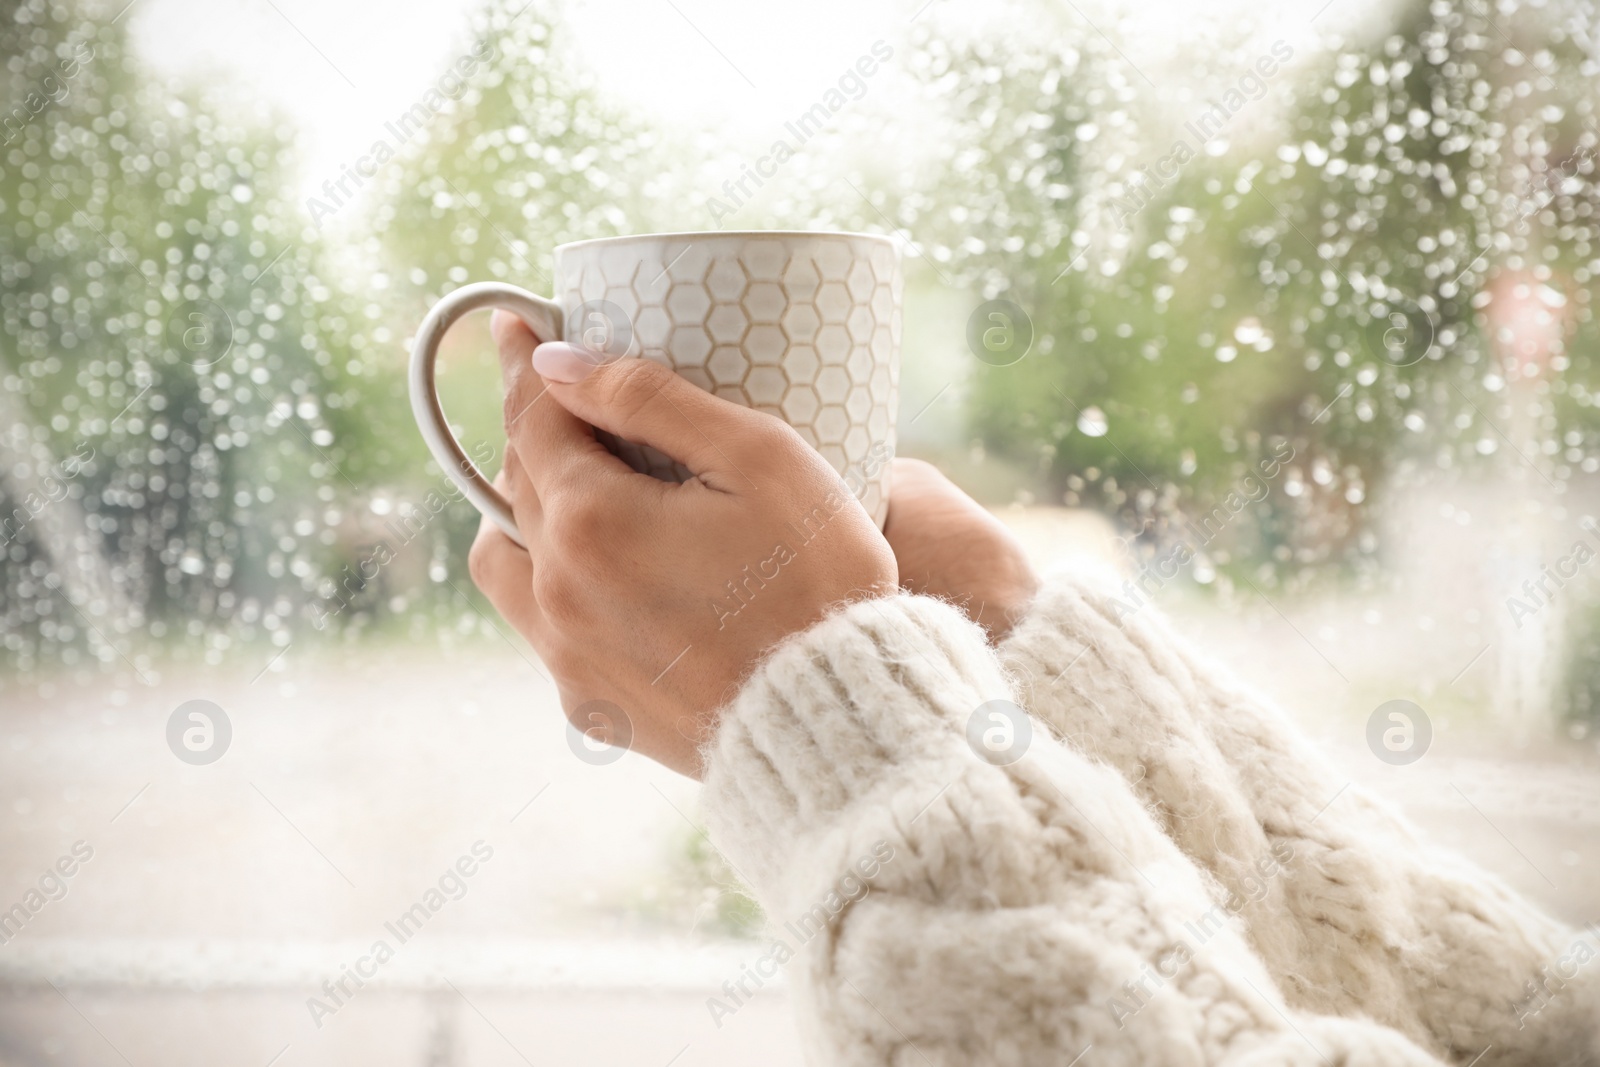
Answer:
xmin=1561 ymin=598 xmax=1600 ymax=726
xmin=370 ymin=1 xmax=669 ymax=295
xmin=618 ymin=821 xmax=764 ymax=940
xmin=916 ymin=0 xmax=1598 ymax=584
xmin=0 ymin=2 xmax=379 ymax=667
xmin=4 ymin=0 xmax=1598 ymax=673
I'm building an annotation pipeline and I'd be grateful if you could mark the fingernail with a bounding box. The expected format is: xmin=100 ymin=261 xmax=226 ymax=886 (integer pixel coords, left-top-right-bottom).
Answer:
xmin=532 ymin=341 xmax=604 ymax=384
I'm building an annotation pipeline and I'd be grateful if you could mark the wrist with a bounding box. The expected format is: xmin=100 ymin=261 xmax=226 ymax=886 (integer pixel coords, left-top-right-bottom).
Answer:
xmin=973 ymin=564 xmax=1041 ymax=643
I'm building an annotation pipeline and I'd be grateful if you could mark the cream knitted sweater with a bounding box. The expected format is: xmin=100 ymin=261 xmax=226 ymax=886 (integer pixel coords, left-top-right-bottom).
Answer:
xmin=700 ymin=567 xmax=1600 ymax=1066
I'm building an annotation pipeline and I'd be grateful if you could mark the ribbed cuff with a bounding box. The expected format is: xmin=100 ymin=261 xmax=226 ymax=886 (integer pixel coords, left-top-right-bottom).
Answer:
xmin=700 ymin=594 xmax=1009 ymax=897
xmin=997 ymin=563 xmax=1199 ymax=706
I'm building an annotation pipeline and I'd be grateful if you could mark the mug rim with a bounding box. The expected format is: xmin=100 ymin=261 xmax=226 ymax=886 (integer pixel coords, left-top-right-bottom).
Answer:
xmin=554 ymin=229 xmax=898 ymax=253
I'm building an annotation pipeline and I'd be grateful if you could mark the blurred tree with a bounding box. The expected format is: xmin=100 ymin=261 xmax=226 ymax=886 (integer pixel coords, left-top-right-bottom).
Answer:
xmin=372 ymin=0 xmax=669 ymax=295
xmin=901 ymin=0 xmax=1598 ymax=589
xmin=5 ymin=0 xmax=1596 ymax=676
xmin=0 ymin=0 xmax=367 ymax=671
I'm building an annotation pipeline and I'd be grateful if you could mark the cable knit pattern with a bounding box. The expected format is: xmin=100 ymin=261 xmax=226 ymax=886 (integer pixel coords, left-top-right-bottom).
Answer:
xmin=701 ymin=594 xmax=1450 ymax=1066
xmin=998 ymin=565 xmax=1600 ymax=1067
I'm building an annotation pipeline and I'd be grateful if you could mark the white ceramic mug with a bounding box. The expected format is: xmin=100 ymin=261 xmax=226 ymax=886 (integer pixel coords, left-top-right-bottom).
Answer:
xmin=410 ymin=230 xmax=902 ymax=544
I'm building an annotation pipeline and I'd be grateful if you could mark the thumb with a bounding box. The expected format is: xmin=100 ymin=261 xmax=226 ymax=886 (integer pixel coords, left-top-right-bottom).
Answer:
xmin=531 ymin=342 xmax=769 ymax=482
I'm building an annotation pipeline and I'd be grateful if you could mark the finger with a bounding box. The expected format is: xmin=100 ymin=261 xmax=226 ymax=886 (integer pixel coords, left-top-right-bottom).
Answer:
xmin=496 ymin=461 xmax=542 ymax=540
xmin=493 ymin=312 xmax=614 ymax=499
xmin=493 ymin=309 xmax=552 ymax=434
xmin=883 ymin=459 xmax=933 ymax=543
xmin=889 ymin=457 xmax=947 ymax=494
xmin=531 ymin=342 xmax=775 ymax=487
xmin=467 ymin=510 xmax=540 ymax=635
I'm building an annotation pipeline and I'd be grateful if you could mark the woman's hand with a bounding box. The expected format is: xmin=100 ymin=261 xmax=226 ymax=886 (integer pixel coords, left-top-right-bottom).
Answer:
xmin=468 ymin=312 xmax=897 ymax=778
xmin=882 ymin=458 xmax=1039 ymax=641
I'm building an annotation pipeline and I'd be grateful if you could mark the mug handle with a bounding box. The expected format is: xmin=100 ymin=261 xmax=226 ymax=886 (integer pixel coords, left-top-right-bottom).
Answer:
xmin=409 ymin=281 xmax=564 ymax=548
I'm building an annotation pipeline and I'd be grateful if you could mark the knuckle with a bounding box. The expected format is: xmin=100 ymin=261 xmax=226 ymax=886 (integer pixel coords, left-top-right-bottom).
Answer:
xmin=772 ymin=419 xmax=810 ymax=455
xmin=595 ymin=359 xmax=663 ymax=423
xmin=467 ymin=534 xmax=499 ymax=588
xmin=501 ymin=376 xmax=536 ymax=429
xmin=533 ymin=567 xmax=585 ymax=627
xmin=545 ymin=493 xmax=612 ymax=555
xmin=491 ymin=308 xmax=531 ymax=350
xmin=744 ymin=410 xmax=806 ymax=459
xmin=537 ymin=479 xmax=611 ymax=556
xmin=895 ymin=456 xmax=943 ymax=489
xmin=755 ymin=425 xmax=828 ymax=482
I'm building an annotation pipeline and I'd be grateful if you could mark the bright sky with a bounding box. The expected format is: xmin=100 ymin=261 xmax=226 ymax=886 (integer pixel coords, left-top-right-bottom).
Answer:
xmin=127 ymin=0 xmax=1388 ymax=209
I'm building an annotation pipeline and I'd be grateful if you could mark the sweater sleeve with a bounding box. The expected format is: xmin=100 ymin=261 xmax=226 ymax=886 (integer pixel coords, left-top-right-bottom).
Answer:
xmin=996 ymin=565 xmax=1600 ymax=1067
xmin=700 ymin=593 xmax=1445 ymax=1067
